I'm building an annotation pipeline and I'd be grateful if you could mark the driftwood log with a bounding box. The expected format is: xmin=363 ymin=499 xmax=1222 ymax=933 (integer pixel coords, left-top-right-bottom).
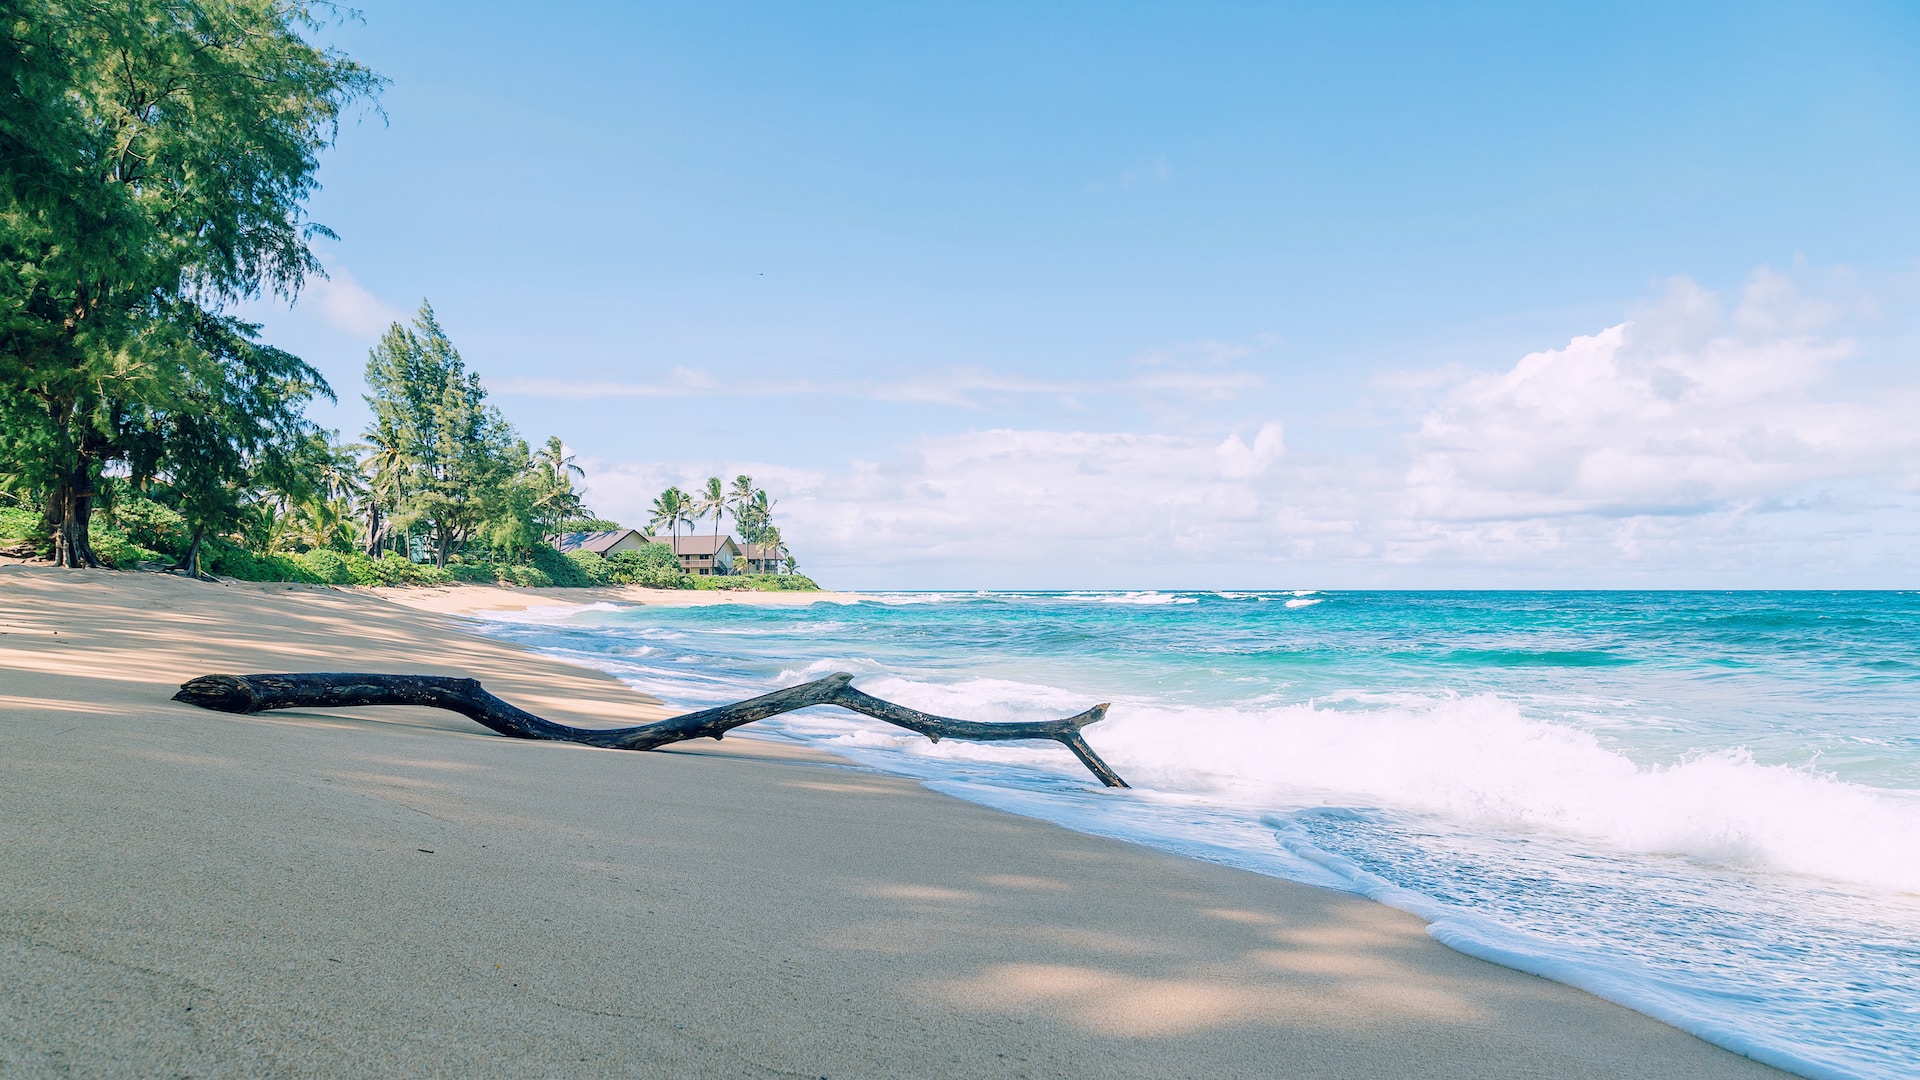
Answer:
xmin=173 ymin=671 xmax=1129 ymax=787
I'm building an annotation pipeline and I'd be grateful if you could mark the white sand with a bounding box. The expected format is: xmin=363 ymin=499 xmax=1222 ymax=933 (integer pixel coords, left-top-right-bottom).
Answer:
xmin=0 ymin=566 xmax=1786 ymax=1077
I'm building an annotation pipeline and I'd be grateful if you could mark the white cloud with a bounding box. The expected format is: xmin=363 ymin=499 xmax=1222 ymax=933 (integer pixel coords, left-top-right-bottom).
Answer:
xmin=1400 ymin=273 xmax=1917 ymax=522
xmin=571 ymin=269 xmax=1920 ymax=587
xmin=302 ymin=262 xmax=404 ymax=338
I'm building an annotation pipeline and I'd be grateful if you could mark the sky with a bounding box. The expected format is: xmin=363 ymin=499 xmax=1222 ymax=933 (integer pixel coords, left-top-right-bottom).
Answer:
xmin=245 ymin=1 xmax=1920 ymax=589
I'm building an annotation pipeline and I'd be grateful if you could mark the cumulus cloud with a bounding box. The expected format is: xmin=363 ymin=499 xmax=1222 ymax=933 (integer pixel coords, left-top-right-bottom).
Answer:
xmin=1400 ymin=272 xmax=1916 ymax=522
xmin=576 ymin=269 xmax=1920 ymax=586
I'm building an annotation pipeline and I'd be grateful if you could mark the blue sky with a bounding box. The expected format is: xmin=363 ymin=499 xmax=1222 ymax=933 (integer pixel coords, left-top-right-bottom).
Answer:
xmin=250 ymin=1 xmax=1920 ymax=588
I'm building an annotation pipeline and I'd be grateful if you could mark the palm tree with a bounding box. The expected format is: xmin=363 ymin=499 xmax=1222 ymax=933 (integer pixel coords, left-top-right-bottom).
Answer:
xmin=760 ymin=524 xmax=783 ymax=574
xmin=694 ymin=475 xmax=728 ymax=572
xmin=726 ymin=475 xmax=759 ymax=573
xmin=530 ymin=436 xmax=586 ymax=540
xmin=359 ymin=430 xmax=409 ymax=557
xmin=302 ymin=438 xmax=367 ymax=551
xmin=649 ymin=486 xmax=694 ymax=554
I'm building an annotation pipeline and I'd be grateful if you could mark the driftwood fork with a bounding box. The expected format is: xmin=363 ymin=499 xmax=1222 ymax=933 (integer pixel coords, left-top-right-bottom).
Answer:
xmin=173 ymin=671 xmax=1130 ymax=788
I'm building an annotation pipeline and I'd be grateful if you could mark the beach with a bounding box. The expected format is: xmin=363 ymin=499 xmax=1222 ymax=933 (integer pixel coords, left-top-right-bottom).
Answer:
xmin=0 ymin=566 xmax=1787 ymax=1078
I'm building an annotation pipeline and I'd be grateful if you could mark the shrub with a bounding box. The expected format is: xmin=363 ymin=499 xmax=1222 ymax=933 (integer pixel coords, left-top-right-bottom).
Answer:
xmin=0 ymin=506 xmax=42 ymax=540
xmin=338 ymin=552 xmax=450 ymax=586
xmin=447 ymin=561 xmax=496 ymax=584
xmin=87 ymin=523 xmax=164 ymax=569
xmin=112 ymin=496 xmax=188 ymax=557
xmin=527 ymin=544 xmax=590 ymax=587
xmin=565 ymin=550 xmax=613 ymax=585
xmin=294 ymin=549 xmax=355 ymax=585
xmin=684 ymin=572 xmax=819 ymax=592
xmin=604 ymin=544 xmax=691 ymax=588
xmin=206 ymin=543 xmax=320 ymax=583
xmin=496 ymin=563 xmax=552 ymax=587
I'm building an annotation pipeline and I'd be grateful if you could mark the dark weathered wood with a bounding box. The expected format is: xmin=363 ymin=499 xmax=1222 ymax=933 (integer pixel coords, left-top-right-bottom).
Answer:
xmin=173 ymin=671 xmax=1129 ymax=787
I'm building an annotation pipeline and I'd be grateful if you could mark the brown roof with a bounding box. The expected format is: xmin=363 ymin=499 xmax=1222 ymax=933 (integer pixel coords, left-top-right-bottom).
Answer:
xmin=739 ymin=542 xmax=785 ymax=560
xmin=647 ymin=534 xmax=741 ymax=556
xmin=551 ymin=528 xmax=645 ymax=555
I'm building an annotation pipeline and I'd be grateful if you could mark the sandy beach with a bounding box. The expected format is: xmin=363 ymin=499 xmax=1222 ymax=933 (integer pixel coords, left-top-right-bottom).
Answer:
xmin=0 ymin=566 xmax=1786 ymax=1078
xmin=376 ymin=581 xmax=866 ymax=618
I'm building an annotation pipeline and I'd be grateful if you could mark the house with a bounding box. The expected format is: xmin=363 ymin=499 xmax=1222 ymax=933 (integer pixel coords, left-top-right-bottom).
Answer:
xmin=550 ymin=528 xmax=651 ymax=557
xmin=648 ymin=533 xmax=741 ymax=576
xmin=738 ymin=541 xmax=786 ymax=574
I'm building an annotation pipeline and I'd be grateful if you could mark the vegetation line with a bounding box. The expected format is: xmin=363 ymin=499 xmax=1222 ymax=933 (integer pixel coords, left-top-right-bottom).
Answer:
xmin=0 ymin=3 xmax=813 ymax=592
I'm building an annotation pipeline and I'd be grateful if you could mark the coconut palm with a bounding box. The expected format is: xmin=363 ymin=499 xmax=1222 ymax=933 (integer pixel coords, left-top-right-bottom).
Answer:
xmin=529 ymin=436 xmax=587 ymax=539
xmin=760 ymin=524 xmax=784 ymax=574
xmin=359 ymin=428 xmax=409 ymax=557
xmin=728 ymin=475 xmax=755 ymax=522
xmin=648 ymin=486 xmax=695 ymax=553
xmin=694 ymin=476 xmax=728 ymax=570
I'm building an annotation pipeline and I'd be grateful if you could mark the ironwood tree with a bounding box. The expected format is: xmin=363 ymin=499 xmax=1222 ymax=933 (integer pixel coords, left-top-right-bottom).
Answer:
xmin=0 ymin=0 xmax=380 ymax=565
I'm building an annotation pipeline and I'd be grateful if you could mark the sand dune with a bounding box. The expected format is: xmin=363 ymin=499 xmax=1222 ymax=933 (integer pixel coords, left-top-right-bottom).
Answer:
xmin=0 ymin=566 xmax=1784 ymax=1077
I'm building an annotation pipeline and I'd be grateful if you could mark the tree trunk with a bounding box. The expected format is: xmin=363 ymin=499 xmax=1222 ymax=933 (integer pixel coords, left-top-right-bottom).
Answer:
xmin=170 ymin=524 xmax=209 ymax=579
xmin=174 ymin=671 xmax=1129 ymax=787
xmin=48 ymin=467 xmax=100 ymax=568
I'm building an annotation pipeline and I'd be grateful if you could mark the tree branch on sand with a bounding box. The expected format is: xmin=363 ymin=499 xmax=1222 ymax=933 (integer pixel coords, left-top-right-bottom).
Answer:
xmin=173 ymin=671 xmax=1129 ymax=788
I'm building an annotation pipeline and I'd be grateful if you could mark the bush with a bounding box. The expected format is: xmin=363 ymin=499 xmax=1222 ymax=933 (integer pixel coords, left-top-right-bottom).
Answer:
xmin=112 ymin=496 xmax=188 ymax=557
xmin=603 ymin=544 xmax=691 ymax=588
xmin=527 ymin=544 xmax=591 ymax=587
xmin=565 ymin=550 xmax=613 ymax=585
xmin=87 ymin=522 xmax=164 ymax=569
xmin=496 ymin=563 xmax=553 ymax=587
xmin=331 ymin=551 xmax=450 ymax=586
xmin=685 ymin=572 xmax=820 ymax=592
xmin=293 ymin=549 xmax=355 ymax=585
xmin=0 ymin=506 xmax=41 ymax=540
xmin=447 ymin=561 xmax=496 ymax=584
xmin=205 ymin=542 xmax=320 ymax=583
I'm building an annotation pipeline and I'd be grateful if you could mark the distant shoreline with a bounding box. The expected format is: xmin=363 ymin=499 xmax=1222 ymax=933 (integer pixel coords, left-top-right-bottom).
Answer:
xmin=371 ymin=581 xmax=865 ymax=617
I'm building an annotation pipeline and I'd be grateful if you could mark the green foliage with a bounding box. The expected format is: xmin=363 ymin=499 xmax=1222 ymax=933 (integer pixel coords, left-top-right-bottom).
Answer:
xmin=604 ymin=544 xmax=692 ymax=588
xmin=494 ymin=563 xmax=552 ymax=588
xmin=294 ymin=549 xmax=354 ymax=585
xmin=0 ymin=0 xmax=382 ymax=565
xmin=329 ymin=552 xmax=448 ymax=586
xmin=558 ymin=517 xmax=622 ymax=534
xmin=203 ymin=540 xmax=320 ymax=583
xmin=0 ymin=506 xmax=39 ymax=540
xmin=686 ymin=573 xmax=821 ymax=592
xmin=648 ymin=486 xmax=695 ymax=545
xmin=526 ymin=544 xmax=591 ymax=587
xmin=85 ymin=519 xmax=163 ymax=569
xmin=108 ymin=494 xmax=188 ymax=557
xmin=363 ymin=304 xmax=522 ymax=566
xmin=565 ymin=550 xmax=613 ymax=585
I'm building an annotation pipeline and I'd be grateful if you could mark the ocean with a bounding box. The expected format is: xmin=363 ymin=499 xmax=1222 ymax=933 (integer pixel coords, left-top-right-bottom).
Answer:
xmin=466 ymin=590 xmax=1920 ymax=1080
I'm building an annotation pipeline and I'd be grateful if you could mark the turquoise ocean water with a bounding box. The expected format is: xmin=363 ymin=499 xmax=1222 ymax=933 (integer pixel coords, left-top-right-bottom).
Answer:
xmin=469 ymin=591 xmax=1920 ymax=1079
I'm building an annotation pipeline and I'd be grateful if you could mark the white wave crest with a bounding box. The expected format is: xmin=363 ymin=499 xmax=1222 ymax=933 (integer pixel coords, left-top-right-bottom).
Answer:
xmin=1087 ymin=694 xmax=1920 ymax=894
xmin=772 ymin=675 xmax=1920 ymax=895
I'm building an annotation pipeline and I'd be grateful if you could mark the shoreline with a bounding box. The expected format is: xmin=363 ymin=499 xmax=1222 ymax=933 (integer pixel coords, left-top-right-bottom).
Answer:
xmin=368 ymin=580 xmax=865 ymax=617
xmin=0 ymin=565 xmax=1787 ymax=1077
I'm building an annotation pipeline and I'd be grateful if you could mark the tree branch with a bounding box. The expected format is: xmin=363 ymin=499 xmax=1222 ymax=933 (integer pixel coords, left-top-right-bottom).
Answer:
xmin=173 ymin=671 xmax=1129 ymax=787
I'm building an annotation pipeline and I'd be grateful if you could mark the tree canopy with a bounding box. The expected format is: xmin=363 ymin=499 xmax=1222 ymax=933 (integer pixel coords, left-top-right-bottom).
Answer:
xmin=0 ymin=3 xmax=810 ymax=589
xmin=0 ymin=0 xmax=381 ymax=565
